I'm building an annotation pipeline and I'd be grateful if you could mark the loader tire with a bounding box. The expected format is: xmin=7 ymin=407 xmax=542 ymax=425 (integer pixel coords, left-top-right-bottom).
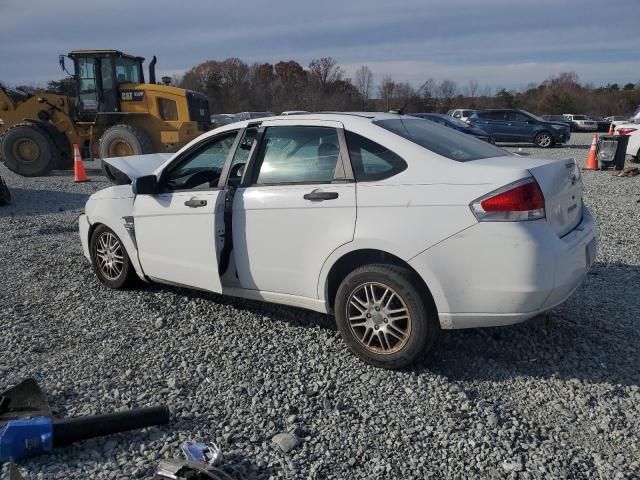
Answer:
xmin=0 ymin=123 xmax=58 ymax=177
xmin=99 ymin=124 xmax=153 ymax=159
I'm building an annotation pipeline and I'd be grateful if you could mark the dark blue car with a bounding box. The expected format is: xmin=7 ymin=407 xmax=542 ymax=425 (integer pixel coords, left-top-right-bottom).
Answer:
xmin=468 ymin=109 xmax=570 ymax=148
xmin=410 ymin=113 xmax=495 ymax=143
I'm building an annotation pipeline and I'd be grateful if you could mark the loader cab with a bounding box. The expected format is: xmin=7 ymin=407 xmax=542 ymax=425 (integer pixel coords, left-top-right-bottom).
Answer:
xmin=67 ymin=50 xmax=144 ymax=122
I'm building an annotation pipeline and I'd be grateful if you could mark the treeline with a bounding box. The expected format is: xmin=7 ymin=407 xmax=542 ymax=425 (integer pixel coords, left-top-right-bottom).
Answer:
xmin=4 ymin=58 xmax=640 ymax=117
xmin=178 ymin=59 xmax=640 ymax=116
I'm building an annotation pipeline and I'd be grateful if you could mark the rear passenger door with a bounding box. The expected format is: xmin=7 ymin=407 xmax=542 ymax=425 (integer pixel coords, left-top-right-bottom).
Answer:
xmin=506 ymin=111 xmax=534 ymax=141
xmin=231 ymin=119 xmax=356 ymax=299
xmin=477 ymin=111 xmax=510 ymax=141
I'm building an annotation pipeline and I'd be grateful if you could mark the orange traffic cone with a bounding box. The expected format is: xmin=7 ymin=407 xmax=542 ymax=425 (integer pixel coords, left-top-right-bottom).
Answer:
xmin=607 ymin=122 xmax=614 ymax=135
xmin=73 ymin=144 xmax=89 ymax=182
xmin=584 ymin=134 xmax=599 ymax=170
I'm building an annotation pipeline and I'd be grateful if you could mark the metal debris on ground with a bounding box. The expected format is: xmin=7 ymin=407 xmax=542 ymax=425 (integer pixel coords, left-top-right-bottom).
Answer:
xmin=0 ymin=378 xmax=170 ymax=462
xmin=181 ymin=440 xmax=222 ymax=466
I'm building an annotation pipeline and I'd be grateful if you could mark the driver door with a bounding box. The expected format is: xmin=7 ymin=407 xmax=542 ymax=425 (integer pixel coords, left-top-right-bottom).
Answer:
xmin=133 ymin=131 xmax=239 ymax=292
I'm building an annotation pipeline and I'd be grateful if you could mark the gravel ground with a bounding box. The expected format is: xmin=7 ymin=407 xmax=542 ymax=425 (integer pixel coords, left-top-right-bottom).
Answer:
xmin=1 ymin=133 xmax=639 ymax=479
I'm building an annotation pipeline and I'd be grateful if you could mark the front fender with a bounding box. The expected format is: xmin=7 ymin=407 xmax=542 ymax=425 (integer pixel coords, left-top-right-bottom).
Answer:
xmin=84 ymin=195 xmax=145 ymax=279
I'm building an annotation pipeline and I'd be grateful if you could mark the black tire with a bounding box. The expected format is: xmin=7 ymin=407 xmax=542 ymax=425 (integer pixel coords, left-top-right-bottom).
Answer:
xmin=99 ymin=124 xmax=153 ymax=159
xmin=90 ymin=225 xmax=138 ymax=289
xmin=334 ymin=264 xmax=439 ymax=369
xmin=0 ymin=123 xmax=59 ymax=176
xmin=534 ymin=131 xmax=554 ymax=148
xmin=0 ymin=175 xmax=10 ymax=206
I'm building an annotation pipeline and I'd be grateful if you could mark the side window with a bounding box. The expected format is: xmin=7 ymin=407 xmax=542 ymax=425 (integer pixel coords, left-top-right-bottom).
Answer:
xmin=163 ymin=133 xmax=237 ymax=191
xmin=345 ymin=131 xmax=407 ymax=182
xmin=507 ymin=112 xmax=529 ymax=122
xmin=254 ymin=126 xmax=339 ymax=185
xmin=158 ymin=98 xmax=178 ymax=121
xmin=487 ymin=111 xmax=506 ymax=121
xmin=453 ymin=111 xmax=462 ymax=118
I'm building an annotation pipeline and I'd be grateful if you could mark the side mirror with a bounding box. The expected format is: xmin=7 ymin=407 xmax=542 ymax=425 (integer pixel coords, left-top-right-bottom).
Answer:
xmin=133 ymin=175 xmax=158 ymax=195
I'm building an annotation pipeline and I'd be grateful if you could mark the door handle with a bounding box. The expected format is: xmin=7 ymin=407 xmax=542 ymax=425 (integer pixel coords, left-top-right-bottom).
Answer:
xmin=184 ymin=198 xmax=207 ymax=208
xmin=303 ymin=190 xmax=339 ymax=201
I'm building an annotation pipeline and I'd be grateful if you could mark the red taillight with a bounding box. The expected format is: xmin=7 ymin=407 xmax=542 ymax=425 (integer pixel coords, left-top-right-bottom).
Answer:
xmin=618 ymin=128 xmax=637 ymax=136
xmin=471 ymin=178 xmax=545 ymax=222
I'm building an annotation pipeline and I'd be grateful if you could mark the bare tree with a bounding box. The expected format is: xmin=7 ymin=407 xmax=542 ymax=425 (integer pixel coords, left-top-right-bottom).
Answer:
xmin=354 ymin=65 xmax=373 ymax=107
xmin=437 ymin=79 xmax=458 ymax=99
xmin=308 ymin=57 xmax=344 ymax=89
xmin=463 ymin=79 xmax=479 ymax=98
xmin=378 ymin=75 xmax=396 ymax=111
xmin=437 ymin=79 xmax=458 ymax=111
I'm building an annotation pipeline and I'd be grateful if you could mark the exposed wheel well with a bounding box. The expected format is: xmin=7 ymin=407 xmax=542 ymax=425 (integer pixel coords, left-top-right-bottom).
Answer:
xmin=325 ymin=249 xmax=436 ymax=315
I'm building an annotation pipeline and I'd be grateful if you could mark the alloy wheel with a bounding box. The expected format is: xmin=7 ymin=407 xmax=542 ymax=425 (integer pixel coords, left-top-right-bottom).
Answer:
xmin=94 ymin=232 xmax=124 ymax=280
xmin=537 ymin=133 xmax=552 ymax=147
xmin=346 ymin=282 xmax=412 ymax=354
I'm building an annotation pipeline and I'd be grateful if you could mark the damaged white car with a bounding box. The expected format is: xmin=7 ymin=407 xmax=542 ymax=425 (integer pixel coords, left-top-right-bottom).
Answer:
xmin=80 ymin=113 xmax=597 ymax=368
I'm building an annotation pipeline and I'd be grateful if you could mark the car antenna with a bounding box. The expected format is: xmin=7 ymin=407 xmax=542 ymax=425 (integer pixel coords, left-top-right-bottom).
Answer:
xmin=390 ymin=79 xmax=431 ymax=115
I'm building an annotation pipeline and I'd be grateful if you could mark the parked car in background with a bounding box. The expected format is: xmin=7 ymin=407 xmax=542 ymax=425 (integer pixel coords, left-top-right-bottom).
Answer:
xmin=604 ymin=115 xmax=630 ymax=124
xmin=468 ymin=109 xmax=570 ymax=147
xmin=541 ymin=115 xmax=572 ymax=128
xmin=411 ymin=113 xmax=495 ymax=143
xmin=210 ymin=114 xmax=235 ymax=129
xmin=588 ymin=116 xmax=611 ymax=132
xmin=563 ymin=114 xmax=598 ymax=132
xmin=447 ymin=109 xmax=475 ymax=123
xmin=281 ymin=110 xmax=309 ymax=115
xmin=80 ymin=112 xmax=596 ymax=368
xmin=233 ymin=111 xmax=275 ymax=121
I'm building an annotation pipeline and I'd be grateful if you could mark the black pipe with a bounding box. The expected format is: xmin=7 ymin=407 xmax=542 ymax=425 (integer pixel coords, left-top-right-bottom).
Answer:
xmin=149 ymin=56 xmax=157 ymax=84
xmin=51 ymin=406 xmax=170 ymax=447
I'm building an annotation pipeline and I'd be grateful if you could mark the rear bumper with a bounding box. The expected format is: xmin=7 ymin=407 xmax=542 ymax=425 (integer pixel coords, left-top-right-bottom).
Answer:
xmin=409 ymin=208 xmax=597 ymax=329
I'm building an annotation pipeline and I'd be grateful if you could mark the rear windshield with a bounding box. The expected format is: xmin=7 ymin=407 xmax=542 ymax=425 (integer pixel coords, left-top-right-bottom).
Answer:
xmin=374 ymin=118 xmax=507 ymax=162
xmin=572 ymin=115 xmax=588 ymax=120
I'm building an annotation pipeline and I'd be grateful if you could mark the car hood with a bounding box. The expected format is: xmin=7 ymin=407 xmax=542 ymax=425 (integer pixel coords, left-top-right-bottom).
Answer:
xmin=545 ymin=121 xmax=570 ymax=128
xmin=102 ymin=153 xmax=173 ymax=183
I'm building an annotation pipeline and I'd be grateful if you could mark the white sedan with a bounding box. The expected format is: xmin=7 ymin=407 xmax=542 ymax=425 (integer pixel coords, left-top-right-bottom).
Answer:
xmin=80 ymin=113 xmax=597 ymax=368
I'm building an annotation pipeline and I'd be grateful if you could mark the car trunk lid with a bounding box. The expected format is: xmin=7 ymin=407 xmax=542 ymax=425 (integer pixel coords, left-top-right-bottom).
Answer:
xmin=527 ymin=158 xmax=582 ymax=237
xmin=470 ymin=156 xmax=583 ymax=237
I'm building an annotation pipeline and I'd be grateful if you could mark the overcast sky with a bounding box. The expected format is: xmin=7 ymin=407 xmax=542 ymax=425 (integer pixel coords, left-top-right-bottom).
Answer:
xmin=1 ymin=0 xmax=638 ymax=91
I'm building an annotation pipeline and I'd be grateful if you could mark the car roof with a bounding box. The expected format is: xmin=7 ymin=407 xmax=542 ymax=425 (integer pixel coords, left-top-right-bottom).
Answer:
xmin=202 ymin=112 xmax=413 ymax=138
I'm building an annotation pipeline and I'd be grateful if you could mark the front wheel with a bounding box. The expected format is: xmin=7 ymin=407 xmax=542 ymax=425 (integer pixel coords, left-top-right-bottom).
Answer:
xmin=335 ymin=264 xmax=439 ymax=369
xmin=90 ymin=225 xmax=138 ymax=289
xmin=534 ymin=131 xmax=554 ymax=148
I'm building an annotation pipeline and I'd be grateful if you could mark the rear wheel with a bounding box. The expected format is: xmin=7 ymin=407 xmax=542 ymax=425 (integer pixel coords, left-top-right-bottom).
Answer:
xmin=99 ymin=124 xmax=153 ymax=159
xmin=0 ymin=123 xmax=59 ymax=176
xmin=90 ymin=225 xmax=137 ymax=289
xmin=335 ymin=264 xmax=439 ymax=369
xmin=534 ymin=131 xmax=554 ymax=148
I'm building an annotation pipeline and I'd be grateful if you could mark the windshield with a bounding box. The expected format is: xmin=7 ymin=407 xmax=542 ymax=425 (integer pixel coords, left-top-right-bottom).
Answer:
xmin=375 ymin=118 xmax=507 ymax=162
xmin=527 ymin=112 xmax=546 ymax=122
xmin=573 ymin=115 xmax=588 ymax=120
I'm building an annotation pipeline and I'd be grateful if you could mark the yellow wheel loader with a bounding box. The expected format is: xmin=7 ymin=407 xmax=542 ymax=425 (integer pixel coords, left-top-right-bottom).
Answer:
xmin=0 ymin=50 xmax=210 ymax=177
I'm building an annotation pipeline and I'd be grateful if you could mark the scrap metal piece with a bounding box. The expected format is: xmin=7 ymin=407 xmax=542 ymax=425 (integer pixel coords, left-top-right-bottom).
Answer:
xmin=0 ymin=378 xmax=51 ymax=422
xmin=181 ymin=440 xmax=222 ymax=466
